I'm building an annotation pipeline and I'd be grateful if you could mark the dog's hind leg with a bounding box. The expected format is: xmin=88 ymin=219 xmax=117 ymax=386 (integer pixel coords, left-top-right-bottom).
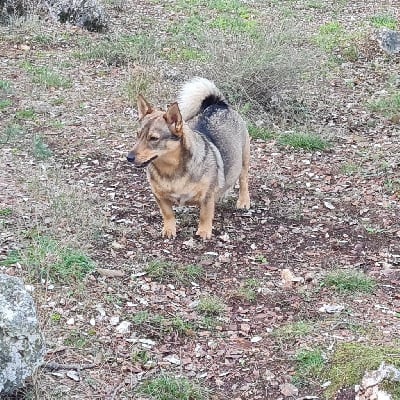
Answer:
xmin=155 ymin=197 xmax=177 ymax=238
xmin=237 ymin=137 xmax=251 ymax=209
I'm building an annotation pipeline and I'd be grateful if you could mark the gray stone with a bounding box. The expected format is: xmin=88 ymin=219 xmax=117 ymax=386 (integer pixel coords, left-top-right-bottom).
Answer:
xmin=377 ymin=28 xmax=400 ymax=55
xmin=0 ymin=0 xmax=109 ymax=32
xmin=0 ymin=274 xmax=45 ymax=395
xmin=47 ymin=0 xmax=108 ymax=32
xmin=0 ymin=0 xmax=40 ymax=21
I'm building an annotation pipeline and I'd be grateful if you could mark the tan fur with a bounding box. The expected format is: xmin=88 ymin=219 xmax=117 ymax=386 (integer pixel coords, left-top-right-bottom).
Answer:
xmin=127 ymin=78 xmax=250 ymax=239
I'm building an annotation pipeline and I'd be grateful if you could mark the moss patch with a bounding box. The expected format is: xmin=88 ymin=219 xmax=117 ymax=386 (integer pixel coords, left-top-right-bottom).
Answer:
xmin=325 ymin=343 xmax=400 ymax=399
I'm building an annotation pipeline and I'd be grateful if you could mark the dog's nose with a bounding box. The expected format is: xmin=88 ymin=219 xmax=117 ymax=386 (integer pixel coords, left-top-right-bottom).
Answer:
xmin=127 ymin=153 xmax=135 ymax=163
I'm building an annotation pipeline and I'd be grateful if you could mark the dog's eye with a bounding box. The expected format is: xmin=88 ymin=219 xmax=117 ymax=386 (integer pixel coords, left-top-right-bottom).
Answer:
xmin=149 ymin=135 xmax=159 ymax=142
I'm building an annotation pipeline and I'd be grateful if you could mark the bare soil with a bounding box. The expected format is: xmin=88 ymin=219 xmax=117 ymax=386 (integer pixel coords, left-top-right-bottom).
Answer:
xmin=0 ymin=1 xmax=399 ymax=399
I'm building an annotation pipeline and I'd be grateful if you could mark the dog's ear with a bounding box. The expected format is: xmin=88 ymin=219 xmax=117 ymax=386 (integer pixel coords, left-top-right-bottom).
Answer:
xmin=164 ymin=102 xmax=183 ymax=137
xmin=137 ymin=94 xmax=153 ymax=120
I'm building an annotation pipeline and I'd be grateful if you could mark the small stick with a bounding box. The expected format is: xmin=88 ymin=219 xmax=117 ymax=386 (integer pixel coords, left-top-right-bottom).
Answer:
xmin=41 ymin=361 xmax=97 ymax=371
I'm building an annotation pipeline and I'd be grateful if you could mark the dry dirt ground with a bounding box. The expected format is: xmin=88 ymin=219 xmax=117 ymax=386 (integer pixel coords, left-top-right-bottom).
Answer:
xmin=1 ymin=0 xmax=400 ymax=399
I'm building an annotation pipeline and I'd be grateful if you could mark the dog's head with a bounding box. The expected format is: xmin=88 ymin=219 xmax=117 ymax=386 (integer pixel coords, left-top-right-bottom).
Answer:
xmin=127 ymin=95 xmax=184 ymax=168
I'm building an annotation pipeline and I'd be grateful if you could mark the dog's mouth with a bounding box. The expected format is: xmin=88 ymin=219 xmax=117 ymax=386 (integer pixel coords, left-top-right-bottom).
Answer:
xmin=134 ymin=156 xmax=158 ymax=168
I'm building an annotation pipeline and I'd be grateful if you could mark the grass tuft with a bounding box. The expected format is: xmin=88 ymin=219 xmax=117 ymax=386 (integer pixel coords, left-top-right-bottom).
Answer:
xmin=145 ymin=260 xmax=203 ymax=285
xmin=322 ymin=270 xmax=376 ymax=294
xmin=4 ymin=235 xmax=96 ymax=282
xmin=0 ymin=99 xmax=12 ymax=109
xmin=277 ymin=132 xmax=329 ymax=151
xmin=325 ymin=343 xmax=400 ymax=399
xmin=235 ymin=278 xmax=260 ymax=302
xmin=33 ymin=136 xmax=52 ymax=160
xmin=273 ymin=321 xmax=314 ymax=341
xmin=370 ymin=14 xmax=398 ymax=30
xmin=75 ymin=34 xmax=157 ymax=66
xmin=22 ymin=61 xmax=72 ymax=89
xmin=314 ymin=21 xmax=359 ymax=62
xmin=294 ymin=348 xmax=325 ymax=385
xmin=248 ymin=125 xmax=275 ymax=141
xmin=368 ymin=92 xmax=400 ymax=118
xmin=196 ymin=295 xmax=225 ymax=316
xmin=0 ymin=79 xmax=11 ymax=90
xmin=138 ymin=375 xmax=210 ymax=400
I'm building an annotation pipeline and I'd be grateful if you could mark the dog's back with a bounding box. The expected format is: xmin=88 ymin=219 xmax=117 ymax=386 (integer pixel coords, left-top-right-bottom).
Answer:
xmin=178 ymin=78 xmax=248 ymax=197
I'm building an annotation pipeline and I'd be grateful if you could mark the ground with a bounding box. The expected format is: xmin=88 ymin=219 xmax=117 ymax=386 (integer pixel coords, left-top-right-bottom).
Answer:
xmin=0 ymin=0 xmax=400 ymax=399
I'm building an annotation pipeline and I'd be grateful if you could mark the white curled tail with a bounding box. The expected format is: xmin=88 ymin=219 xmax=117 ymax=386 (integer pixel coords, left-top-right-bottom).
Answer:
xmin=177 ymin=77 xmax=225 ymax=121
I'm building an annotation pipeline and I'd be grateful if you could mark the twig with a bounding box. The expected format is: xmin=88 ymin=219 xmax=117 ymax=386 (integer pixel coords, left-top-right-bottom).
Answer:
xmin=41 ymin=361 xmax=97 ymax=371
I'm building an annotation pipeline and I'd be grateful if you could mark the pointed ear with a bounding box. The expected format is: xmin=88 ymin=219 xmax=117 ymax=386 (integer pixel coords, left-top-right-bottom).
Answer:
xmin=164 ymin=102 xmax=183 ymax=137
xmin=137 ymin=94 xmax=153 ymax=120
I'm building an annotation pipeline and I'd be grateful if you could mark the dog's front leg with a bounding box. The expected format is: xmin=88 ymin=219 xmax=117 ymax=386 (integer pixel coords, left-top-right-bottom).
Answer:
xmin=196 ymin=194 xmax=215 ymax=240
xmin=155 ymin=197 xmax=176 ymax=238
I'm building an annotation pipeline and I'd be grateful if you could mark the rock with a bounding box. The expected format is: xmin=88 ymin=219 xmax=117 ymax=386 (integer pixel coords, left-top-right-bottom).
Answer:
xmin=0 ymin=0 xmax=109 ymax=32
xmin=376 ymin=29 xmax=400 ymax=55
xmin=0 ymin=274 xmax=45 ymax=395
xmin=318 ymin=304 xmax=345 ymax=314
xmin=47 ymin=0 xmax=109 ymax=32
xmin=355 ymin=362 xmax=400 ymax=400
xmin=115 ymin=320 xmax=131 ymax=334
xmin=0 ymin=0 xmax=40 ymax=19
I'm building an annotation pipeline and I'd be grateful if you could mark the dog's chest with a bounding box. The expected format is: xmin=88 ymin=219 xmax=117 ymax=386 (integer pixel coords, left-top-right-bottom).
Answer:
xmin=150 ymin=176 xmax=207 ymax=206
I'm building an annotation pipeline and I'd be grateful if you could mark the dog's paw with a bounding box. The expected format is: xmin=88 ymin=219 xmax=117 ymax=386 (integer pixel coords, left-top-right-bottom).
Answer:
xmin=236 ymin=197 xmax=250 ymax=210
xmin=196 ymin=228 xmax=212 ymax=240
xmin=162 ymin=226 xmax=176 ymax=239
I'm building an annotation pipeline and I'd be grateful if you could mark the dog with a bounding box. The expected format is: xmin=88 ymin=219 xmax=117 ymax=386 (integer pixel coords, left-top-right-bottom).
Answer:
xmin=127 ymin=77 xmax=250 ymax=239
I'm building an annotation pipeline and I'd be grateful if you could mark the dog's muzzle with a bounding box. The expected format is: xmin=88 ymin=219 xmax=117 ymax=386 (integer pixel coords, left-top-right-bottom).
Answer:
xmin=126 ymin=153 xmax=157 ymax=168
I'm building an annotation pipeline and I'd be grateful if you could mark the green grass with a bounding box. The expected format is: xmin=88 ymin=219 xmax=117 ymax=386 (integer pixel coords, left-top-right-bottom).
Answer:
xmin=384 ymin=178 xmax=400 ymax=197
xmin=294 ymin=348 xmax=325 ymax=386
xmin=364 ymin=224 xmax=386 ymax=235
xmin=64 ymin=330 xmax=88 ymax=349
xmin=196 ymin=295 xmax=225 ymax=316
xmin=125 ymin=73 xmax=151 ymax=103
xmin=322 ymin=270 xmax=376 ymax=294
xmin=4 ymin=235 xmax=96 ymax=282
xmin=314 ymin=21 xmax=359 ymax=62
xmin=167 ymin=15 xmax=205 ymax=37
xmin=248 ymin=125 xmax=275 ymax=141
xmin=1 ymin=124 xmax=24 ymax=143
xmin=325 ymin=343 xmax=400 ymax=399
xmin=16 ymin=109 xmax=36 ymax=120
xmin=210 ymin=15 xmax=259 ymax=37
xmin=0 ymin=249 xmax=20 ymax=266
xmin=54 ymin=248 xmax=95 ymax=282
xmin=368 ymin=92 xmax=400 ymax=118
xmin=340 ymin=162 xmax=360 ymax=175
xmin=165 ymin=47 xmax=209 ymax=62
xmin=138 ymin=375 xmax=210 ymax=400
xmin=33 ymin=136 xmax=52 ymax=160
xmin=75 ymin=34 xmax=157 ymax=66
xmin=0 ymin=99 xmax=12 ymax=109
xmin=370 ymin=14 xmax=398 ymax=30
xmin=0 ymin=208 xmax=12 ymax=216
xmin=50 ymin=312 xmax=62 ymax=323
xmin=273 ymin=321 xmax=314 ymax=341
xmin=277 ymin=132 xmax=329 ymax=151
xmin=131 ymin=349 xmax=151 ymax=365
xmin=236 ymin=278 xmax=260 ymax=302
xmin=145 ymin=260 xmax=203 ymax=285
xmin=0 ymin=80 xmax=11 ymax=90
xmin=132 ymin=311 xmax=194 ymax=337
xmin=167 ymin=0 xmax=260 ymax=42
xmin=22 ymin=62 xmax=72 ymax=89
